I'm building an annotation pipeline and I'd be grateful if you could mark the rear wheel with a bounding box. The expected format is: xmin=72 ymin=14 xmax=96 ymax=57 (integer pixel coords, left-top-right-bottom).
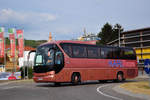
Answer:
xmin=54 ymin=82 xmax=60 ymax=86
xmin=117 ymin=73 xmax=124 ymax=82
xmin=99 ymin=80 xmax=107 ymax=83
xmin=71 ymin=73 xmax=81 ymax=85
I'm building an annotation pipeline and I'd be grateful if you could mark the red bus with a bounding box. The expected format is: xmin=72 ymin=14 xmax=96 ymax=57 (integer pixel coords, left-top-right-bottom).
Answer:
xmin=33 ymin=40 xmax=138 ymax=85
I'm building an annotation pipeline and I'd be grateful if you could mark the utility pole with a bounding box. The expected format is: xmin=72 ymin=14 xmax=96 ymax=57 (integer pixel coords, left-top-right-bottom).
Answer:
xmin=4 ymin=30 xmax=6 ymax=72
xmin=83 ymin=28 xmax=86 ymax=35
xmin=118 ymin=28 xmax=121 ymax=47
xmin=23 ymin=47 xmax=25 ymax=80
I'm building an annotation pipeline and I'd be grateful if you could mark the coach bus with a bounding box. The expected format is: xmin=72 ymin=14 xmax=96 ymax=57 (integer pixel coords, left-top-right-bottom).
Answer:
xmin=33 ymin=40 xmax=138 ymax=85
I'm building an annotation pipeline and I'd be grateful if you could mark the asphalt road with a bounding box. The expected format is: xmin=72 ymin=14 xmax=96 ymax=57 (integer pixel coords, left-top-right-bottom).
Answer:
xmin=0 ymin=80 xmax=145 ymax=100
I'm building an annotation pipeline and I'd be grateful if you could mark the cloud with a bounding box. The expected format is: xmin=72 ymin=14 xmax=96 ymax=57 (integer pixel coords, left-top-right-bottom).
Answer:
xmin=55 ymin=27 xmax=72 ymax=34
xmin=0 ymin=8 xmax=56 ymax=28
xmin=0 ymin=8 xmax=79 ymax=40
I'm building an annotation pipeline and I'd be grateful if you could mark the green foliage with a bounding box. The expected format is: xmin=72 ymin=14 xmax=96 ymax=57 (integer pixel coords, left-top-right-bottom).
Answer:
xmin=25 ymin=40 xmax=47 ymax=48
xmin=97 ymin=22 xmax=123 ymax=45
xmin=5 ymin=37 xmax=10 ymax=45
xmin=5 ymin=37 xmax=47 ymax=48
xmin=28 ymin=67 xmax=33 ymax=79
xmin=113 ymin=23 xmax=124 ymax=39
xmin=97 ymin=23 xmax=113 ymax=45
xmin=19 ymin=67 xmax=33 ymax=79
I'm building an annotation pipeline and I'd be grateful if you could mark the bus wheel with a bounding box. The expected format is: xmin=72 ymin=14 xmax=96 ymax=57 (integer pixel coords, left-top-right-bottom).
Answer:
xmin=71 ymin=73 xmax=81 ymax=85
xmin=117 ymin=72 xmax=123 ymax=82
xmin=54 ymin=82 xmax=60 ymax=86
xmin=99 ymin=80 xmax=107 ymax=83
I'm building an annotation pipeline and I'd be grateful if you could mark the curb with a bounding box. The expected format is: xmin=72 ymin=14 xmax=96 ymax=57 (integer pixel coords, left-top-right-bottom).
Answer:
xmin=113 ymin=84 xmax=150 ymax=100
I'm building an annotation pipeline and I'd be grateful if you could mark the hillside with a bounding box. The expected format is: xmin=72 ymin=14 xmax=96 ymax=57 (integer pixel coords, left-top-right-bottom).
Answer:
xmin=5 ymin=37 xmax=47 ymax=48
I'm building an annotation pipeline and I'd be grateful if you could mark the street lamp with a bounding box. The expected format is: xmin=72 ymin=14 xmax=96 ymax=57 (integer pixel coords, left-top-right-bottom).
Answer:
xmin=118 ymin=28 xmax=120 ymax=47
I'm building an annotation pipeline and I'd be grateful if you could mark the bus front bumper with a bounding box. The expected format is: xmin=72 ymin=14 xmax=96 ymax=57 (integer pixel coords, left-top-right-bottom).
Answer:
xmin=33 ymin=75 xmax=56 ymax=83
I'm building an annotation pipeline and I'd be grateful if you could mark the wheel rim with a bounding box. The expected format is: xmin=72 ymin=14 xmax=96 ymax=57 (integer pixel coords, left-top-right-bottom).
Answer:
xmin=75 ymin=76 xmax=78 ymax=83
xmin=118 ymin=74 xmax=123 ymax=81
xmin=72 ymin=74 xmax=81 ymax=84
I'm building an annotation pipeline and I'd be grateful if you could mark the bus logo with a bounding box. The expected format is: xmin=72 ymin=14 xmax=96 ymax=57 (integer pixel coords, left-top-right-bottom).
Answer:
xmin=108 ymin=60 xmax=123 ymax=68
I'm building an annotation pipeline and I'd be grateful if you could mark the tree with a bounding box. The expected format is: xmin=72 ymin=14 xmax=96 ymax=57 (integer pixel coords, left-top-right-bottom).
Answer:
xmin=97 ymin=23 xmax=124 ymax=45
xmin=112 ymin=23 xmax=124 ymax=40
xmin=97 ymin=22 xmax=113 ymax=45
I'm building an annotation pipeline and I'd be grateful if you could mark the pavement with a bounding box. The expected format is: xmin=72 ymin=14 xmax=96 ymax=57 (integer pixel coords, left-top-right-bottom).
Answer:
xmin=0 ymin=79 xmax=145 ymax=100
xmin=113 ymin=75 xmax=150 ymax=100
xmin=0 ymin=75 xmax=149 ymax=100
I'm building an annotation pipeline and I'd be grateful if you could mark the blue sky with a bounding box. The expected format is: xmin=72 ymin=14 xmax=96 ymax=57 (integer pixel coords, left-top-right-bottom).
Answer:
xmin=0 ymin=0 xmax=149 ymax=40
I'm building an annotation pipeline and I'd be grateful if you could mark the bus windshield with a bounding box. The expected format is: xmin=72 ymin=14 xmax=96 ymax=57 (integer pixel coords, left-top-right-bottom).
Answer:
xmin=34 ymin=44 xmax=54 ymax=66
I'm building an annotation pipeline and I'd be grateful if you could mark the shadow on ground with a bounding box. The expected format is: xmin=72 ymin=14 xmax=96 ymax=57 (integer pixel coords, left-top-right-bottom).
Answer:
xmin=35 ymin=79 xmax=140 ymax=88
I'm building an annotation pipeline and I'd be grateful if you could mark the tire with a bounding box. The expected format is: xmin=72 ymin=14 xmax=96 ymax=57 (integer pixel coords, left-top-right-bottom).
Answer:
xmin=71 ymin=73 xmax=81 ymax=85
xmin=99 ymin=80 xmax=107 ymax=83
xmin=117 ymin=73 xmax=124 ymax=82
xmin=54 ymin=82 xmax=60 ymax=86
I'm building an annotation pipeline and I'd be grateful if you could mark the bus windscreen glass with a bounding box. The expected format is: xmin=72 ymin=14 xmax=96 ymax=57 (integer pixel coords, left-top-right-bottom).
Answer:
xmin=34 ymin=44 xmax=54 ymax=66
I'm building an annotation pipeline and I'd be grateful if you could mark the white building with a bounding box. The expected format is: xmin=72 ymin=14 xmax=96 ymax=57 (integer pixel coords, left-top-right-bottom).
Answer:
xmin=18 ymin=51 xmax=35 ymax=68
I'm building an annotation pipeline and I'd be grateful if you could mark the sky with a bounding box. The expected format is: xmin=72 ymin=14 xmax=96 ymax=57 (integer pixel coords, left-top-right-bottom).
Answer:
xmin=0 ymin=0 xmax=150 ymax=40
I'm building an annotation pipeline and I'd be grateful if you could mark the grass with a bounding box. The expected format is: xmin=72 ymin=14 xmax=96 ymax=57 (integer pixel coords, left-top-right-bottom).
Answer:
xmin=120 ymin=81 xmax=150 ymax=95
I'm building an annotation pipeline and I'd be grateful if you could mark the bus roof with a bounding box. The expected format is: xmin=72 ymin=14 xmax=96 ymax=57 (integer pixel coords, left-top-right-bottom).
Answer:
xmin=39 ymin=40 xmax=95 ymax=46
xmin=38 ymin=40 xmax=134 ymax=50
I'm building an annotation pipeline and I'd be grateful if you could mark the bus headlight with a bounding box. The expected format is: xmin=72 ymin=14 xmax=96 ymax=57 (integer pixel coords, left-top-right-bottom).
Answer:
xmin=49 ymin=74 xmax=54 ymax=78
xmin=48 ymin=71 xmax=55 ymax=78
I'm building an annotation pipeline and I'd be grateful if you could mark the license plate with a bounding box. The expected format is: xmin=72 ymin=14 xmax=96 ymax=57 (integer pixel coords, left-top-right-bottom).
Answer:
xmin=38 ymin=78 xmax=43 ymax=80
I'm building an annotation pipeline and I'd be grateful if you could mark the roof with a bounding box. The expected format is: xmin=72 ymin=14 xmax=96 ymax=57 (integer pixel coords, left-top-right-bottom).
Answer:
xmin=122 ymin=27 xmax=150 ymax=34
xmin=39 ymin=40 xmax=97 ymax=47
xmin=5 ymin=45 xmax=35 ymax=51
xmin=38 ymin=40 xmax=133 ymax=49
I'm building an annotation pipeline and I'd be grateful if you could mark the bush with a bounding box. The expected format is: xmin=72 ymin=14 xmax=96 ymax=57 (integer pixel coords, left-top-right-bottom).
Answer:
xmin=28 ymin=67 xmax=33 ymax=79
xmin=19 ymin=67 xmax=33 ymax=79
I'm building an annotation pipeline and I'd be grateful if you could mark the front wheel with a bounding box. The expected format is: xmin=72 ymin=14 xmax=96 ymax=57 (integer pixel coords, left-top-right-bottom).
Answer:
xmin=71 ymin=73 xmax=81 ymax=85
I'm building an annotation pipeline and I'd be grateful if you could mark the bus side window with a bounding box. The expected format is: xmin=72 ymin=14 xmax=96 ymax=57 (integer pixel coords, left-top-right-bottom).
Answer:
xmin=124 ymin=49 xmax=136 ymax=60
xmin=101 ymin=47 xmax=113 ymax=59
xmin=55 ymin=52 xmax=63 ymax=65
xmin=101 ymin=48 xmax=106 ymax=59
xmin=120 ymin=49 xmax=125 ymax=59
xmin=107 ymin=47 xmax=113 ymax=59
xmin=112 ymin=48 xmax=121 ymax=59
xmin=87 ymin=46 xmax=99 ymax=58
xmin=62 ymin=45 xmax=72 ymax=57
xmin=72 ymin=45 xmax=87 ymax=58
xmin=99 ymin=48 xmax=101 ymax=58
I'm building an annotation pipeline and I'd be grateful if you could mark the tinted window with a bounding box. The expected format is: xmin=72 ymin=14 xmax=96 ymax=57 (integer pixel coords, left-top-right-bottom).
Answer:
xmin=61 ymin=44 xmax=72 ymax=57
xmin=35 ymin=44 xmax=54 ymax=66
xmin=124 ymin=48 xmax=136 ymax=60
xmin=112 ymin=48 xmax=121 ymax=59
xmin=72 ymin=45 xmax=87 ymax=58
xmin=101 ymin=47 xmax=113 ymax=59
xmin=60 ymin=43 xmax=136 ymax=60
xmin=87 ymin=46 xmax=99 ymax=58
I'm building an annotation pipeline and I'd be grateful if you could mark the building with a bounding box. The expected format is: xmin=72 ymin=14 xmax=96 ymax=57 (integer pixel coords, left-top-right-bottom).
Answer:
xmin=107 ymin=27 xmax=150 ymax=66
xmin=18 ymin=46 xmax=36 ymax=69
xmin=78 ymin=33 xmax=99 ymax=41
xmin=76 ymin=28 xmax=100 ymax=44
xmin=0 ymin=45 xmax=35 ymax=72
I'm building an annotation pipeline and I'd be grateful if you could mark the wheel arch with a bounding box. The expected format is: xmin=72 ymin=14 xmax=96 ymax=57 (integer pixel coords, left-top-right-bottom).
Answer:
xmin=116 ymin=71 xmax=125 ymax=82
